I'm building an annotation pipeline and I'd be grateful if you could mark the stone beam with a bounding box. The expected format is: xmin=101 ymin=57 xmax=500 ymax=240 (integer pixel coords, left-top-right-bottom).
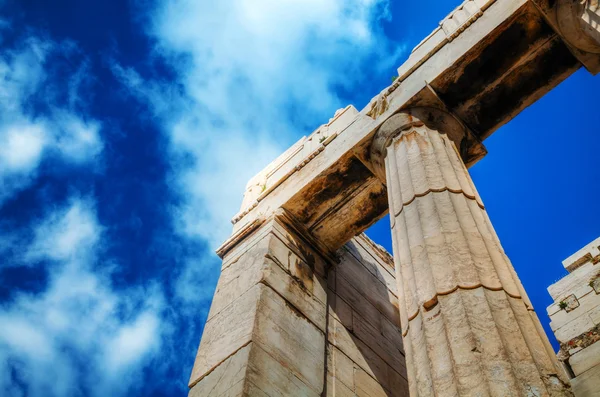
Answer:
xmin=225 ymin=0 xmax=599 ymax=255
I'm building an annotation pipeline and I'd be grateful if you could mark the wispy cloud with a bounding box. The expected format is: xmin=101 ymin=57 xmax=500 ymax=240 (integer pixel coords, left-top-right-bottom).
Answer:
xmin=109 ymin=3 xmax=405 ymax=382
xmin=25 ymin=199 xmax=101 ymax=262
xmin=117 ymin=0 xmax=403 ymax=248
xmin=0 ymin=37 xmax=103 ymax=205
xmin=0 ymin=1 xmax=405 ymax=395
xmin=0 ymin=197 xmax=164 ymax=397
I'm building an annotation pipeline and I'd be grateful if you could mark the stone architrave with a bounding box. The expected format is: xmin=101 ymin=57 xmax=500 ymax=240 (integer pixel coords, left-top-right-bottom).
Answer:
xmin=370 ymin=107 xmax=572 ymax=397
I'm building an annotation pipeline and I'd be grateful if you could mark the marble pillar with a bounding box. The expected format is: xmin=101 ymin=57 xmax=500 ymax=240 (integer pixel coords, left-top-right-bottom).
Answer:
xmin=370 ymin=107 xmax=573 ymax=397
xmin=187 ymin=214 xmax=330 ymax=396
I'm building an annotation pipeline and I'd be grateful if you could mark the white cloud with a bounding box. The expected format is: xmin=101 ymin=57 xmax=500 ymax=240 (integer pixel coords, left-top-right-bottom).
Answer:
xmin=0 ymin=1 xmax=407 ymax=395
xmin=109 ymin=3 xmax=407 ymax=355
xmin=0 ymin=123 xmax=47 ymax=171
xmin=116 ymin=0 xmax=403 ymax=251
xmin=26 ymin=198 xmax=100 ymax=262
xmin=0 ymin=198 xmax=165 ymax=397
xmin=0 ymin=315 xmax=54 ymax=360
xmin=0 ymin=37 xmax=103 ymax=206
xmin=104 ymin=312 xmax=160 ymax=371
xmin=53 ymin=112 xmax=103 ymax=164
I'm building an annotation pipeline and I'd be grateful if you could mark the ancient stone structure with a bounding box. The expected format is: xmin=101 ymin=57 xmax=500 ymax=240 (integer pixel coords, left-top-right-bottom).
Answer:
xmin=547 ymin=237 xmax=600 ymax=397
xmin=189 ymin=0 xmax=600 ymax=395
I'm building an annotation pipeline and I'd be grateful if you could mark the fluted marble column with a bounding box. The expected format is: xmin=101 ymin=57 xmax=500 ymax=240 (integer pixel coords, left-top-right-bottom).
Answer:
xmin=370 ymin=107 xmax=573 ymax=397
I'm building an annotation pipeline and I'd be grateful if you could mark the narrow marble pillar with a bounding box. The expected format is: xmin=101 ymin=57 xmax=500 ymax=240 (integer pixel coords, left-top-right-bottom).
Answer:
xmin=370 ymin=107 xmax=573 ymax=397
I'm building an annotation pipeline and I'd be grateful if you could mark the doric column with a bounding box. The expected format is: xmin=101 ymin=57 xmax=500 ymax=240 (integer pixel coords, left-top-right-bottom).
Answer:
xmin=370 ymin=107 xmax=573 ymax=397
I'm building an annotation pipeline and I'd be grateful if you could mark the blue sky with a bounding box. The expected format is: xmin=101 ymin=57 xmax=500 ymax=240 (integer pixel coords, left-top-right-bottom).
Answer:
xmin=0 ymin=0 xmax=598 ymax=396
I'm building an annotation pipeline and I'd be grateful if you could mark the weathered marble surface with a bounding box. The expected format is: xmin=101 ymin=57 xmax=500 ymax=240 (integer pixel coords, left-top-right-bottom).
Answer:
xmin=187 ymin=0 xmax=600 ymax=395
xmin=547 ymin=237 xmax=600 ymax=396
xmin=228 ymin=0 xmax=600 ymax=245
xmin=189 ymin=219 xmax=408 ymax=396
xmin=327 ymin=235 xmax=408 ymax=397
xmin=570 ymin=364 xmax=600 ymax=397
xmin=189 ymin=217 xmax=327 ymax=395
xmin=372 ymin=107 xmax=572 ymax=397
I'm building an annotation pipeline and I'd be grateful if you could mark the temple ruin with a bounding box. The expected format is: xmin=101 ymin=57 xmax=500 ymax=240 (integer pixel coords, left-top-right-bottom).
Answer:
xmin=188 ymin=0 xmax=600 ymax=395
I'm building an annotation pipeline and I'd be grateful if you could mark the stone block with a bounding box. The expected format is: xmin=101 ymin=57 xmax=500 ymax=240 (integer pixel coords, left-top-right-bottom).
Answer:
xmin=592 ymin=276 xmax=600 ymax=294
xmin=336 ymin=253 xmax=400 ymax=326
xmin=328 ymin=316 xmax=384 ymax=382
xmin=271 ymin=218 xmax=329 ymax=278
xmin=327 ymin=316 xmax=406 ymax=393
xmin=326 ymin=373 xmax=356 ymax=397
xmin=188 ymin=343 xmax=250 ymax=397
xmin=330 ymin=294 xmax=353 ymax=331
xmin=562 ymin=237 xmax=600 ymax=272
xmin=352 ymin=312 xmax=406 ymax=372
xmin=324 ymin=238 xmax=408 ymax=397
xmin=247 ymin=342 xmax=321 ymax=396
xmin=345 ymin=237 xmax=398 ymax=296
xmin=253 ymin=284 xmax=325 ymax=394
xmin=571 ymin=364 xmax=600 ymax=397
xmin=549 ymin=306 xmax=570 ymax=330
xmin=388 ymin=366 xmax=410 ymax=397
xmin=572 ymin=284 xmax=595 ymax=300
xmin=207 ymin=246 xmax=265 ymax=322
xmin=570 ymin=339 xmax=600 ymax=376
xmin=220 ymin=221 xmax=273 ymax=271
xmin=547 ymin=303 xmax=561 ymax=317
xmin=190 ymin=258 xmax=327 ymax=391
xmin=550 ymin=290 xmax=600 ymax=332
xmin=328 ymin=269 xmax=337 ymax=292
xmin=242 ymin=383 xmax=269 ymax=397
xmin=380 ymin=316 xmax=404 ymax=351
xmin=190 ymin=341 xmax=322 ymax=397
xmin=354 ymin=367 xmax=389 ymax=397
xmin=577 ymin=291 xmax=600 ymax=316
xmin=190 ymin=285 xmax=259 ymax=385
xmin=554 ymin=314 xmax=594 ymax=343
xmin=569 ymin=346 xmax=583 ymax=355
xmin=548 ymin=261 xmax=599 ymax=301
xmin=262 ymin=255 xmax=327 ymax=331
xmin=336 ymin=275 xmax=382 ymax=330
xmin=326 ymin=345 xmax=355 ymax=391
xmin=590 ymin=305 xmax=600 ymax=325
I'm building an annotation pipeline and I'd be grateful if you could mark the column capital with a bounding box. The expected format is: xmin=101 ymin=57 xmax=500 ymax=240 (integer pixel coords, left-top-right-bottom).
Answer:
xmin=557 ymin=0 xmax=600 ymax=54
xmin=369 ymin=107 xmax=485 ymax=181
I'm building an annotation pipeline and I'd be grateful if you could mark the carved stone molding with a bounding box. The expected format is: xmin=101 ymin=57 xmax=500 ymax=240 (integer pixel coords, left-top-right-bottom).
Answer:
xmin=369 ymin=107 xmax=485 ymax=182
xmin=557 ymin=0 xmax=600 ymax=53
xmin=440 ymin=0 xmax=485 ymax=42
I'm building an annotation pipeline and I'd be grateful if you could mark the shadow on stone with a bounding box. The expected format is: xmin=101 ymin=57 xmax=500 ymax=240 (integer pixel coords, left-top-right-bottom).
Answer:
xmin=325 ymin=235 xmax=408 ymax=397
